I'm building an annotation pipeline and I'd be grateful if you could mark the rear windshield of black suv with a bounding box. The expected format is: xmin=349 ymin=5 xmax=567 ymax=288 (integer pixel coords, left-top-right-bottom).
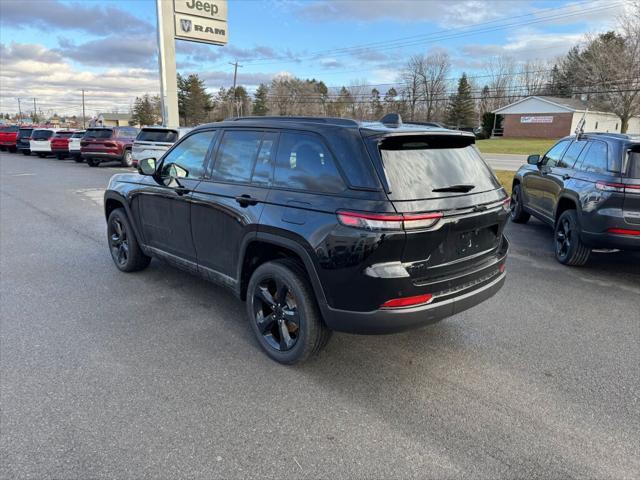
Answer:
xmin=137 ymin=129 xmax=178 ymax=143
xmin=375 ymin=135 xmax=500 ymax=200
xmin=85 ymin=129 xmax=113 ymax=139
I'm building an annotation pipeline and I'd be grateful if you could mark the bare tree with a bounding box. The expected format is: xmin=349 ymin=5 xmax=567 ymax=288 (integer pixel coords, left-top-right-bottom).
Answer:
xmin=417 ymin=52 xmax=451 ymax=121
xmin=576 ymin=2 xmax=640 ymax=133
xmin=517 ymin=59 xmax=552 ymax=96
xmin=399 ymin=55 xmax=424 ymax=121
xmin=483 ymin=56 xmax=517 ymax=110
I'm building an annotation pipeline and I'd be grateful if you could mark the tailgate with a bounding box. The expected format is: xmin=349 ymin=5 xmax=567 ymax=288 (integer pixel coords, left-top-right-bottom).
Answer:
xmin=395 ymin=192 xmax=508 ymax=279
xmin=370 ymin=132 xmax=509 ymax=278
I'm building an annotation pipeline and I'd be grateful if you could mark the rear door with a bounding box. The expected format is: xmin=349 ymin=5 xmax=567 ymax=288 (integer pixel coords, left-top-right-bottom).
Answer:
xmin=191 ymin=129 xmax=274 ymax=279
xmin=373 ymin=134 xmax=508 ymax=277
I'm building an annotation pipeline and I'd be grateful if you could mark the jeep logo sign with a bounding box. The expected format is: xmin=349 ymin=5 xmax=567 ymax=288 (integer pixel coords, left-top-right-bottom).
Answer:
xmin=174 ymin=13 xmax=228 ymax=45
xmin=174 ymin=0 xmax=227 ymax=21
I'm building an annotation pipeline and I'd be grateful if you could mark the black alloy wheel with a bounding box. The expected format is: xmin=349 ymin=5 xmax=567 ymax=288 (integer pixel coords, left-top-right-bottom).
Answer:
xmin=109 ymin=216 xmax=130 ymax=268
xmin=246 ymin=259 xmax=331 ymax=364
xmin=510 ymin=184 xmax=530 ymax=223
xmin=253 ymin=276 xmax=300 ymax=352
xmin=106 ymin=208 xmax=151 ymax=272
xmin=554 ymin=209 xmax=590 ymax=266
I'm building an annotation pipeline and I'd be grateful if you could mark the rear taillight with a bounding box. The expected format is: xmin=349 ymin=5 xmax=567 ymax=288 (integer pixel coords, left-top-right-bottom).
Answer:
xmin=381 ymin=294 xmax=434 ymax=309
xmin=337 ymin=210 xmax=443 ymax=231
xmin=596 ymin=181 xmax=640 ymax=194
xmin=607 ymin=228 xmax=640 ymax=236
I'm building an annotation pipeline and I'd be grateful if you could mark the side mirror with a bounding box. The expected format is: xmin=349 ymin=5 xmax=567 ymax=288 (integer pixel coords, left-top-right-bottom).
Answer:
xmin=138 ymin=157 xmax=156 ymax=176
xmin=527 ymin=154 xmax=541 ymax=165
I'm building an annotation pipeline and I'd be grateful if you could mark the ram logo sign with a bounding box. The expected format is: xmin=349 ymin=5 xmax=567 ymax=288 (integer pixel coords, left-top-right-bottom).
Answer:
xmin=173 ymin=13 xmax=228 ymax=45
xmin=180 ymin=19 xmax=192 ymax=33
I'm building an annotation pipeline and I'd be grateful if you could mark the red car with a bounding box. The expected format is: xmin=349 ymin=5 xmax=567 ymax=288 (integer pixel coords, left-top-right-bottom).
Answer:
xmin=81 ymin=126 xmax=139 ymax=167
xmin=50 ymin=130 xmax=76 ymax=159
xmin=0 ymin=126 xmax=19 ymax=153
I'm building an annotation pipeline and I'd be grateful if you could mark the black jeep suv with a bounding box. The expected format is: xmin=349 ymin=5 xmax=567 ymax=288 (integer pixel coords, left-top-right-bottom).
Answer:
xmin=104 ymin=116 xmax=509 ymax=363
xmin=511 ymin=133 xmax=640 ymax=265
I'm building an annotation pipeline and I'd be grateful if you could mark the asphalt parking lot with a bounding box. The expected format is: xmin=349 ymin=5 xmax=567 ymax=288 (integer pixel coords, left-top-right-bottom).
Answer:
xmin=1 ymin=151 xmax=639 ymax=479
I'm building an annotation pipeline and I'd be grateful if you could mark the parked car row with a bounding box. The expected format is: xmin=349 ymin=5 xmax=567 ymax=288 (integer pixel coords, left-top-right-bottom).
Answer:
xmin=2 ymin=125 xmax=189 ymax=168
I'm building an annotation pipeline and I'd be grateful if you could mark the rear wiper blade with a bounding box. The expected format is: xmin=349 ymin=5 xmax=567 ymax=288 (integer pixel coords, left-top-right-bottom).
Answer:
xmin=432 ymin=184 xmax=476 ymax=193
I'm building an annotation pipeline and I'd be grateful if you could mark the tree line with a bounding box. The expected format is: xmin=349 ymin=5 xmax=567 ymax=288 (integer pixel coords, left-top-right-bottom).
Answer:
xmin=131 ymin=3 xmax=638 ymax=133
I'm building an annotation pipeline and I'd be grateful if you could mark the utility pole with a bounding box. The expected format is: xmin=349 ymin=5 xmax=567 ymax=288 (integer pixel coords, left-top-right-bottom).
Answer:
xmin=17 ymin=98 xmax=22 ymax=124
xmin=33 ymin=98 xmax=37 ymax=123
xmin=81 ymin=89 xmax=86 ymax=128
xmin=229 ymin=61 xmax=242 ymax=116
xmin=156 ymin=0 xmax=179 ymax=127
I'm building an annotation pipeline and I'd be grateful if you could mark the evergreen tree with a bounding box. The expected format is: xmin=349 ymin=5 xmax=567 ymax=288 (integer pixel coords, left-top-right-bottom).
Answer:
xmin=252 ymin=84 xmax=269 ymax=116
xmin=131 ymin=94 xmax=160 ymax=126
xmin=370 ymin=88 xmax=383 ymax=119
xmin=447 ymin=73 xmax=475 ymax=129
xmin=177 ymin=73 xmax=213 ymax=126
xmin=383 ymin=87 xmax=398 ymax=114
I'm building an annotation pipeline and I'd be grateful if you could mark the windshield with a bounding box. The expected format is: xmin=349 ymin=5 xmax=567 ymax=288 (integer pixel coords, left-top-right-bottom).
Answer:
xmin=85 ymin=129 xmax=113 ymax=139
xmin=18 ymin=129 xmax=33 ymax=137
xmin=71 ymin=131 xmax=85 ymax=138
xmin=136 ymin=129 xmax=178 ymax=143
xmin=32 ymin=130 xmax=54 ymax=140
xmin=378 ymin=135 xmax=500 ymax=200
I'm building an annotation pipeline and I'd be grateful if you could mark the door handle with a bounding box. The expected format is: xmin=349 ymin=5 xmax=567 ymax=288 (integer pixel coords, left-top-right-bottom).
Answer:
xmin=562 ymin=174 xmax=571 ymax=180
xmin=235 ymin=194 xmax=258 ymax=206
xmin=175 ymin=186 xmax=191 ymax=196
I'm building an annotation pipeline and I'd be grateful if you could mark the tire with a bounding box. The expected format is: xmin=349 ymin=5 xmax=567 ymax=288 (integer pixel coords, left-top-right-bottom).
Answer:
xmin=510 ymin=184 xmax=530 ymax=224
xmin=73 ymin=155 xmax=83 ymax=163
xmin=554 ymin=209 xmax=591 ymax=266
xmin=56 ymin=153 xmax=65 ymax=160
xmin=9 ymin=147 xmax=17 ymax=153
xmin=22 ymin=151 xmax=30 ymax=156
xmin=107 ymin=208 xmax=151 ymax=272
xmin=246 ymin=258 xmax=331 ymax=364
xmin=121 ymin=149 xmax=133 ymax=167
xmin=86 ymin=157 xmax=99 ymax=167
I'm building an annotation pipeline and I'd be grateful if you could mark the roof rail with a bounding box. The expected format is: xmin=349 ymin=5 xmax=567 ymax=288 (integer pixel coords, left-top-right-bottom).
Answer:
xmin=225 ymin=116 xmax=359 ymax=127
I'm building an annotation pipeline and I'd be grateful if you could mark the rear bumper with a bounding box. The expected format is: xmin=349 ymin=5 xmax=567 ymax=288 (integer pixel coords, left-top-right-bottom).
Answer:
xmin=81 ymin=151 xmax=120 ymax=161
xmin=324 ymin=270 xmax=506 ymax=334
xmin=582 ymin=231 xmax=640 ymax=251
xmin=16 ymin=144 xmax=30 ymax=151
xmin=51 ymin=147 xmax=69 ymax=154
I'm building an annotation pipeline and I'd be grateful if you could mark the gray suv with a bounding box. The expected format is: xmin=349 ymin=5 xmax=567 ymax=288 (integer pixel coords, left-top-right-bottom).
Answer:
xmin=511 ymin=133 xmax=640 ymax=265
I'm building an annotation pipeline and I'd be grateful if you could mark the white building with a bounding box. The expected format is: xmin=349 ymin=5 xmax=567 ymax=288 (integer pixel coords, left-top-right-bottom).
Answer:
xmin=492 ymin=96 xmax=640 ymax=138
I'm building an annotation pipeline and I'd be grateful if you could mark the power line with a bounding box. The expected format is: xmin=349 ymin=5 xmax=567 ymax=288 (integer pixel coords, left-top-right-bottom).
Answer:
xmin=232 ymin=2 xmax=622 ymax=67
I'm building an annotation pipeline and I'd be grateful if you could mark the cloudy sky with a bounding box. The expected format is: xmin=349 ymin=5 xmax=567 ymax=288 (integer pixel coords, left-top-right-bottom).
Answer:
xmin=0 ymin=0 xmax=628 ymax=117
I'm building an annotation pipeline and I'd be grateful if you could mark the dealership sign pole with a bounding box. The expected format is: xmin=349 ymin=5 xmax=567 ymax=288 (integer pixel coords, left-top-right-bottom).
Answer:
xmin=156 ymin=0 xmax=228 ymax=128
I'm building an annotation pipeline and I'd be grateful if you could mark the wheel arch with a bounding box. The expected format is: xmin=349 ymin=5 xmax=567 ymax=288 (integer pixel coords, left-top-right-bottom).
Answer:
xmin=555 ymin=194 xmax=580 ymax=223
xmin=104 ymin=191 xmax=145 ymax=247
xmin=238 ymin=232 xmax=328 ymax=309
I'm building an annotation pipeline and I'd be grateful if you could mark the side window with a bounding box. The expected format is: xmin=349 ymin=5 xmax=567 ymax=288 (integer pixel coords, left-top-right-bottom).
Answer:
xmin=274 ymin=132 xmax=345 ymax=193
xmin=251 ymin=132 xmax=277 ymax=186
xmin=213 ymin=130 xmax=262 ymax=184
xmin=160 ymin=130 xmax=216 ymax=179
xmin=558 ymin=140 xmax=587 ymax=168
xmin=578 ymin=141 xmax=608 ymax=174
xmin=542 ymin=140 xmax=571 ymax=168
